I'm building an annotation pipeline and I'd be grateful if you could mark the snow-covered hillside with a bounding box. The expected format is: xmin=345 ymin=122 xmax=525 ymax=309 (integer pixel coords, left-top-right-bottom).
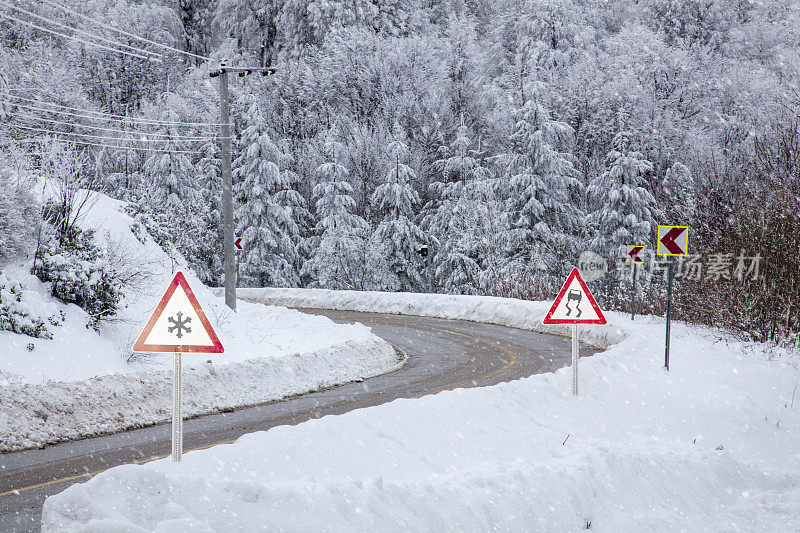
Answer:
xmin=0 ymin=191 xmax=400 ymax=451
xmin=41 ymin=298 xmax=800 ymax=532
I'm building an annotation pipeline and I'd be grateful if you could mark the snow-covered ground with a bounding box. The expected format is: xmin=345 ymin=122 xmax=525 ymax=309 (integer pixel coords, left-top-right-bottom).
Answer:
xmin=42 ymin=294 xmax=800 ymax=532
xmin=0 ymin=192 xmax=400 ymax=451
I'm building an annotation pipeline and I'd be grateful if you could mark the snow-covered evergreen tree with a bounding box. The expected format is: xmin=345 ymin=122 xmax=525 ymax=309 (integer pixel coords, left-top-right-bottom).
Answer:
xmin=499 ymin=91 xmax=583 ymax=277
xmin=194 ymin=139 xmax=223 ymax=285
xmin=369 ymin=135 xmax=427 ymax=292
xmin=661 ymin=161 xmax=695 ymax=225
xmin=586 ymin=128 xmax=656 ymax=259
xmin=304 ymin=135 xmax=369 ymax=290
xmin=233 ymin=107 xmax=304 ymax=287
xmin=0 ymin=153 xmax=39 ymax=265
xmin=425 ymin=122 xmax=493 ymax=294
xmin=143 ymin=106 xmax=198 ymax=211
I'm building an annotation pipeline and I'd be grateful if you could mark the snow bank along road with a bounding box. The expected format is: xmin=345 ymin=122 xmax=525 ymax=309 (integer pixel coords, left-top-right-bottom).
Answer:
xmin=0 ymin=309 xmax=598 ymax=532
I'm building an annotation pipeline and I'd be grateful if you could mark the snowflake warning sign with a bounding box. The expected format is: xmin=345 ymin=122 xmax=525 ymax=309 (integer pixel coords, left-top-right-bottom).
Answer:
xmin=542 ymin=268 xmax=607 ymax=325
xmin=132 ymin=271 xmax=224 ymax=353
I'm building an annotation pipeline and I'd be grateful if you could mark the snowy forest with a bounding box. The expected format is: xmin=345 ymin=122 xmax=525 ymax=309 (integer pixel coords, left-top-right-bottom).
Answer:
xmin=1 ymin=0 xmax=799 ymax=344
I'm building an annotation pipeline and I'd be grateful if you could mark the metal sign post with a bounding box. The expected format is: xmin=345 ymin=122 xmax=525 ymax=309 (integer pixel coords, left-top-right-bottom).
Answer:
xmin=630 ymin=263 xmax=637 ymax=321
xmin=132 ymin=271 xmax=225 ymax=464
xmin=625 ymin=245 xmax=645 ymax=321
xmin=172 ymin=353 xmax=183 ymax=462
xmin=664 ymin=257 xmax=675 ymax=371
xmin=543 ymin=268 xmax=606 ymax=396
xmin=571 ymin=324 xmax=579 ymax=396
xmin=657 ymin=226 xmax=689 ymax=372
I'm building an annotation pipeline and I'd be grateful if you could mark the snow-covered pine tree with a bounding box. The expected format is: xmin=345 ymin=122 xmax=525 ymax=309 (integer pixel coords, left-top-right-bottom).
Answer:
xmin=369 ymin=135 xmax=427 ymax=292
xmin=304 ymin=135 xmax=369 ymax=289
xmin=425 ymin=121 xmax=494 ymax=294
xmin=0 ymin=150 xmax=39 ymax=265
xmin=214 ymin=0 xmax=281 ymax=66
xmin=233 ymin=107 xmax=304 ymax=287
xmin=661 ymin=161 xmax=695 ymax=225
xmin=586 ymin=128 xmax=656 ymax=261
xmin=499 ymin=91 xmax=583 ymax=279
xmin=140 ymin=100 xmax=204 ymax=271
xmin=194 ymin=139 xmax=223 ymax=285
xmin=272 ymin=139 xmax=312 ymax=285
xmin=143 ymin=107 xmax=198 ymax=212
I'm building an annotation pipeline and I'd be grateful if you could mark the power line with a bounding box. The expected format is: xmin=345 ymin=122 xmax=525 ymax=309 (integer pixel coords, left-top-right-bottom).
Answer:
xmin=17 ymin=138 xmax=202 ymax=154
xmin=15 ymin=114 xmax=224 ymax=139
xmin=12 ymin=123 xmax=223 ymax=143
xmin=37 ymin=0 xmax=209 ymax=62
xmin=0 ymin=12 xmax=160 ymax=62
xmin=11 ymin=101 xmax=221 ymax=129
xmin=11 ymin=94 xmax=221 ymax=127
xmin=0 ymin=1 xmax=162 ymax=61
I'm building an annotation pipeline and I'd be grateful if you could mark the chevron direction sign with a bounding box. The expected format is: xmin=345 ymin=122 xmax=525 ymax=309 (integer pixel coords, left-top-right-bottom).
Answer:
xmin=657 ymin=226 xmax=689 ymax=256
xmin=626 ymin=245 xmax=645 ymax=264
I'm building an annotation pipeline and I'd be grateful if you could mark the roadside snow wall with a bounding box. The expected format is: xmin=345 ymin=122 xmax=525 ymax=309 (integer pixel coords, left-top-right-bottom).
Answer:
xmin=239 ymin=288 xmax=627 ymax=349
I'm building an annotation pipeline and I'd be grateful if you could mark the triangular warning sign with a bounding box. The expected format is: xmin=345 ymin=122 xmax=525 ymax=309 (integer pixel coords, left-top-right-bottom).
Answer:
xmin=543 ymin=268 xmax=607 ymax=325
xmin=132 ymin=271 xmax=224 ymax=353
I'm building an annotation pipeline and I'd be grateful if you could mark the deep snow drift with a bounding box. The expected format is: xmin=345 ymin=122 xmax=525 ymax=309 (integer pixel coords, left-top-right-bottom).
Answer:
xmin=42 ymin=295 xmax=800 ymax=532
xmin=0 ymin=192 xmax=400 ymax=451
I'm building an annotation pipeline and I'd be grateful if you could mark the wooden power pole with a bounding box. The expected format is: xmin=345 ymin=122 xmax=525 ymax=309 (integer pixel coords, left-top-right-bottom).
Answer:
xmin=210 ymin=62 xmax=276 ymax=311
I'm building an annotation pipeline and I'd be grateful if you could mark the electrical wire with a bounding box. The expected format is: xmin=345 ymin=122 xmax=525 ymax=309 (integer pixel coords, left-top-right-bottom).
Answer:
xmin=0 ymin=11 xmax=160 ymax=62
xmin=16 ymin=138 xmax=202 ymax=154
xmin=9 ymin=97 xmax=224 ymax=127
xmin=37 ymin=0 xmax=209 ymax=62
xmin=15 ymin=114 xmax=225 ymax=139
xmin=12 ymin=123 xmax=223 ymax=143
xmin=0 ymin=1 xmax=162 ymax=60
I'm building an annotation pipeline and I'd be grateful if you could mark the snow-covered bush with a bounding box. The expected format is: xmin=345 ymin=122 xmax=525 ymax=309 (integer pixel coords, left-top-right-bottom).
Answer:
xmin=33 ymin=225 xmax=121 ymax=329
xmin=0 ymin=272 xmax=55 ymax=339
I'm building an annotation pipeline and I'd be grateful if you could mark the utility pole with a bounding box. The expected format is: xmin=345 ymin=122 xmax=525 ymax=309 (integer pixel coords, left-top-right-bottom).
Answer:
xmin=210 ymin=63 xmax=276 ymax=311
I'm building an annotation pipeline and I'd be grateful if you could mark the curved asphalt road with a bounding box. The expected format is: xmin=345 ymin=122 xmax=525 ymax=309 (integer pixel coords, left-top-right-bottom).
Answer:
xmin=0 ymin=309 xmax=599 ymax=532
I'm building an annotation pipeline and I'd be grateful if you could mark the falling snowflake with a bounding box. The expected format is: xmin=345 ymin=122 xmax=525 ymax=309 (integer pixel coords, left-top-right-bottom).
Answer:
xmin=168 ymin=311 xmax=192 ymax=338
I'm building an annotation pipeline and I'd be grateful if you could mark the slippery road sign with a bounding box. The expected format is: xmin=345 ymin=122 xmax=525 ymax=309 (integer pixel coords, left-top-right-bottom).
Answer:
xmin=543 ymin=268 xmax=607 ymax=325
xmin=657 ymin=226 xmax=689 ymax=256
xmin=132 ymin=271 xmax=224 ymax=354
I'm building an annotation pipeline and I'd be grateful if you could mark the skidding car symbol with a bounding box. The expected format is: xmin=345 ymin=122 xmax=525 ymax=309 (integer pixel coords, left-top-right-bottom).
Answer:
xmin=565 ymin=289 xmax=582 ymax=317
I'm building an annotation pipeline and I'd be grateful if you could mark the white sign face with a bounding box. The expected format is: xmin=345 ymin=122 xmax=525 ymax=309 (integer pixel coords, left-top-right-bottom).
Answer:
xmin=548 ymin=277 xmax=602 ymax=321
xmin=132 ymin=271 xmax=224 ymax=353
xmin=142 ymin=285 xmax=215 ymax=347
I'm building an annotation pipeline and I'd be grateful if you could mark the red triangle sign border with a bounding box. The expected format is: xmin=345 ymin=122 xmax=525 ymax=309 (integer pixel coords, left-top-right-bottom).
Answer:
xmin=542 ymin=267 xmax=607 ymax=325
xmin=132 ymin=271 xmax=225 ymax=353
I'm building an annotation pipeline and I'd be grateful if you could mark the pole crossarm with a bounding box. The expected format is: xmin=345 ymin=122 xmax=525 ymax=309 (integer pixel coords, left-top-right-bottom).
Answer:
xmin=209 ymin=66 xmax=277 ymax=78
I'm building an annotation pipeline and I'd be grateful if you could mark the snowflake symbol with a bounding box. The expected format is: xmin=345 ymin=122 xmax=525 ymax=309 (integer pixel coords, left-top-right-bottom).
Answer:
xmin=167 ymin=311 xmax=192 ymax=339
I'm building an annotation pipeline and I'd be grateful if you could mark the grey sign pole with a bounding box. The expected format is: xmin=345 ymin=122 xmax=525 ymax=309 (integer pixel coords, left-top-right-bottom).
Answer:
xmin=664 ymin=257 xmax=675 ymax=371
xmin=172 ymin=352 xmax=183 ymax=462
xmin=571 ymin=324 xmax=579 ymax=395
xmin=630 ymin=262 xmax=637 ymax=321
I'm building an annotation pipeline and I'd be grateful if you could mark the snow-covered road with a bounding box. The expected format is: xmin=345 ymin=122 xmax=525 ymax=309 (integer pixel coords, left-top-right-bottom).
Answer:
xmin=37 ymin=292 xmax=800 ymax=532
xmin=1 ymin=310 xmax=591 ymax=532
